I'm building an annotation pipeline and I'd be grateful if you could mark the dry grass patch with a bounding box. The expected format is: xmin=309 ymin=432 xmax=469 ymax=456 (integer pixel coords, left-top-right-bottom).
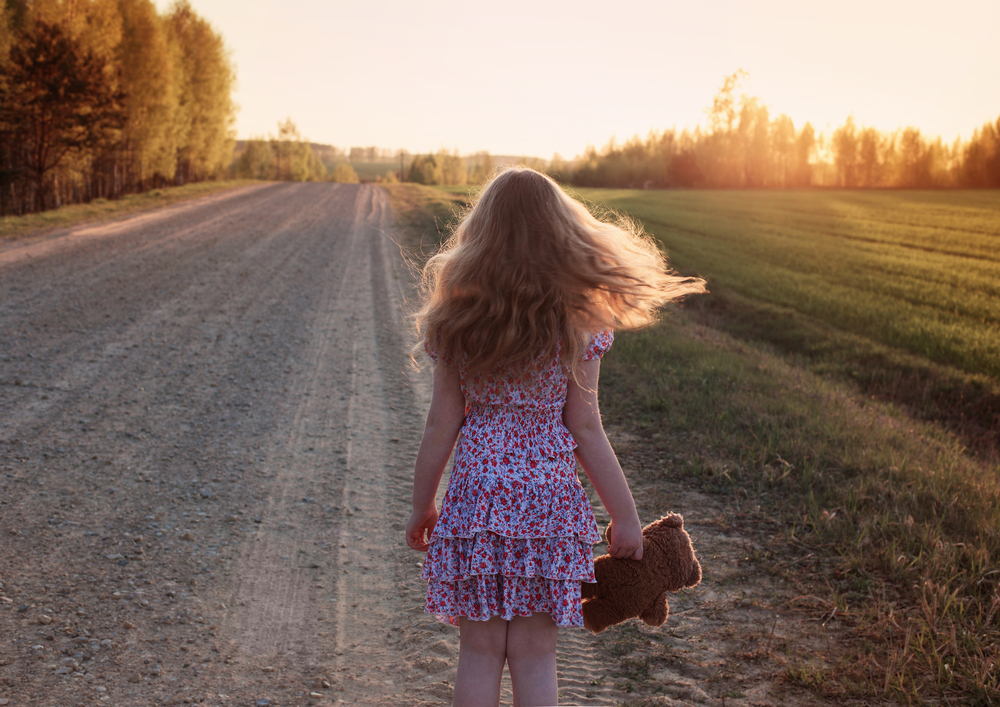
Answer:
xmin=602 ymin=316 xmax=1000 ymax=705
xmin=0 ymin=180 xmax=259 ymax=241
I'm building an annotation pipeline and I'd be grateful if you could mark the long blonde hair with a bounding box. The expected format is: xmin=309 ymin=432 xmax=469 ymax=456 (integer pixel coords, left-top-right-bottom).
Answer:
xmin=415 ymin=166 xmax=705 ymax=378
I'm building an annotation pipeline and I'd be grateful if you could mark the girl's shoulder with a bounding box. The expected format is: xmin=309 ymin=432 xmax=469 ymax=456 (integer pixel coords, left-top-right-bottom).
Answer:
xmin=424 ymin=329 xmax=455 ymax=366
xmin=581 ymin=330 xmax=614 ymax=361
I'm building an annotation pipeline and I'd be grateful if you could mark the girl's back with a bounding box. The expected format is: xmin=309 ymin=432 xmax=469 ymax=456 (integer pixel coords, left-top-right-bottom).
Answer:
xmin=427 ymin=330 xmax=614 ymax=458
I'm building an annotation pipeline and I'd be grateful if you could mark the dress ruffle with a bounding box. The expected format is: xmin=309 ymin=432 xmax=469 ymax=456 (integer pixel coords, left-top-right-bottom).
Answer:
xmin=424 ymin=534 xmax=596 ymax=583
xmin=431 ymin=450 xmax=601 ymax=542
xmin=426 ymin=574 xmax=588 ymax=627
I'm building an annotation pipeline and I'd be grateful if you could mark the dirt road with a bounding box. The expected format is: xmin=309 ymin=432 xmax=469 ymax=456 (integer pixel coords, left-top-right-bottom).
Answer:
xmin=0 ymin=183 xmax=650 ymax=706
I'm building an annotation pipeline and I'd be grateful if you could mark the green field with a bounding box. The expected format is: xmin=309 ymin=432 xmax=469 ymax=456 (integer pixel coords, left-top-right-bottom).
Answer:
xmin=573 ymin=189 xmax=1000 ymax=380
xmin=340 ymin=161 xmax=400 ymax=181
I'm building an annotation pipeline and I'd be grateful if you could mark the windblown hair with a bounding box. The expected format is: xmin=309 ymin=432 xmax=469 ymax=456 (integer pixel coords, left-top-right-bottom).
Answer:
xmin=414 ymin=166 xmax=706 ymax=379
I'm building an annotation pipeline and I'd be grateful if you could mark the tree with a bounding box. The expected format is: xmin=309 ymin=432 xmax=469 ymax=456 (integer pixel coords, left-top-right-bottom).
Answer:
xmin=268 ymin=118 xmax=325 ymax=181
xmin=739 ymin=97 xmax=770 ymax=186
xmin=406 ymin=153 xmax=443 ymax=184
xmin=272 ymin=117 xmax=299 ymax=180
xmin=0 ymin=0 xmax=239 ymax=214
xmin=832 ymin=116 xmax=859 ymax=187
xmin=331 ymin=161 xmax=358 ymax=183
xmin=857 ymin=126 xmax=882 ymax=187
xmin=667 ymin=149 xmax=702 ymax=187
xmin=233 ymin=138 xmax=274 ymax=179
xmin=288 ymin=141 xmax=325 ymax=181
xmin=701 ymin=69 xmax=748 ymax=186
xmin=117 ymin=0 xmax=180 ymax=187
xmin=960 ymin=118 xmax=1000 ymax=187
xmin=168 ymin=0 xmax=234 ymax=183
xmin=348 ymin=146 xmax=378 ymax=163
xmin=0 ymin=0 xmax=18 ymax=63
xmin=469 ymin=151 xmax=494 ymax=184
xmin=898 ymin=127 xmax=928 ymax=186
xmin=647 ymin=129 xmax=677 ymax=186
xmin=770 ymin=114 xmax=796 ymax=187
xmin=439 ymin=149 xmax=466 ymax=185
xmin=0 ymin=20 xmax=124 ymax=210
xmin=792 ymin=123 xmax=815 ymax=187
xmin=706 ymin=69 xmax=747 ymax=135
xmin=546 ymin=153 xmax=567 ymax=182
xmin=1 ymin=0 xmax=27 ymax=43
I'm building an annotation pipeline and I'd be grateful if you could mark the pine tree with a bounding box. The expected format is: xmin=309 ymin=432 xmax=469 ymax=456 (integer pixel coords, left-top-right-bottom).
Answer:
xmin=0 ymin=20 xmax=124 ymax=210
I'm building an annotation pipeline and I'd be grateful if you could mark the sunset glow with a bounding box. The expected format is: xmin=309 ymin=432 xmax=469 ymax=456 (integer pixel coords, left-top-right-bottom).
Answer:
xmin=161 ymin=0 xmax=999 ymax=157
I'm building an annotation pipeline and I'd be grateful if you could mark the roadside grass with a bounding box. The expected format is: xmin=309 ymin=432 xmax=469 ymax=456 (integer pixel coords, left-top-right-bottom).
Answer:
xmin=383 ymin=183 xmax=468 ymax=256
xmin=0 ymin=179 xmax=259 ymax=241
xmin=600 ymin=316 xmax=1000 ymax=705
xmin=389 ymin=185 xmax=1000 ymax=704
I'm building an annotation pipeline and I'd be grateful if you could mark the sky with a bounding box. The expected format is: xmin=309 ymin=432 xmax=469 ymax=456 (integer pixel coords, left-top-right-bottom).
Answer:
xmin=157 ymin=0 xmax=1000 ymax=159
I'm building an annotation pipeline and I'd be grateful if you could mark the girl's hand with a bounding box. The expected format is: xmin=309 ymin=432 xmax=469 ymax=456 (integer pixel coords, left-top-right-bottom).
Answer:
xmin=406 ymin=506 xmax=438 ymax=552
xmin=606 ymin=520 xmax=644 ymax=560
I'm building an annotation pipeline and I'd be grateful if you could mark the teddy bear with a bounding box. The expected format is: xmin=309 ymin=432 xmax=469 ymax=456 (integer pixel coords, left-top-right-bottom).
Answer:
xmin=580 ymin=514 xmax=702 ymax=633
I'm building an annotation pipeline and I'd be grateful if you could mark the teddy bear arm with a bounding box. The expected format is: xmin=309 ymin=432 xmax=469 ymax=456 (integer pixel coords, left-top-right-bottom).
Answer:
xmin=582 ymin=577 xmax=649 ymax=633
xmin=582 ymin=597 xmax=620 ymax=633
xmin=638 ymin=590 xmax=669 ymax=627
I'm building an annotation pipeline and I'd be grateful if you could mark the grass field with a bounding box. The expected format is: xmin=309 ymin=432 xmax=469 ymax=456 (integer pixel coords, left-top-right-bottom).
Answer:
xmin=334 ymin=161 xmax=400 ymax=181
xmin=573 ymin=189 xmax=1000 ymax=379
xmin=574 ymin=189 xmax=1000 ymax=461
xmin=402 ymin=184 xmax=1000 ymax=705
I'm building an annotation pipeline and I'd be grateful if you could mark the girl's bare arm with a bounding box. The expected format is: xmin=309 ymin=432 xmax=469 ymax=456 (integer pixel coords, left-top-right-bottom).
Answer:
xmin=562 ymin=358 xmax=644 ymax=560
xmin=406 ymin=362 xmax=466 ymax=552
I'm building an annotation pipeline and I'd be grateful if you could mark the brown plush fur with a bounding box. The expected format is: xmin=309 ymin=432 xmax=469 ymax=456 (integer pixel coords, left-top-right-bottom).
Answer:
xmin=580 ymin=514 xmax=702 ymax=633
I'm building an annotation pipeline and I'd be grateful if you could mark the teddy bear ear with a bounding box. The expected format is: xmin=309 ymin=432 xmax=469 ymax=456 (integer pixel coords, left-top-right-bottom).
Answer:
xmin=663 ymin=514 xmax=683 ymax=528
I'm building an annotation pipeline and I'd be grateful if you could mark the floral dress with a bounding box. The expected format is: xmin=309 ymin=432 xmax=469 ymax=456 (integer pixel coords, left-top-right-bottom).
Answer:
xmin=421 ymin=331 xmax=613 ymax=627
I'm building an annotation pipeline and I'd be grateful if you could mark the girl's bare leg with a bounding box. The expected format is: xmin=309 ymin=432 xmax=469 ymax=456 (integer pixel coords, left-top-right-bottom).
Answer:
xmin=453 ymin=616 xmax=507 ymax=707
xmin=506 ymin=612 xmax=559 ymax=707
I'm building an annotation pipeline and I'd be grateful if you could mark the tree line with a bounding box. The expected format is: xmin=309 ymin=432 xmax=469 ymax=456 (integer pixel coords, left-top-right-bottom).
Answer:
xmin=404 ymin=151 xmax=541 ymax=186
xmin=5 ymin=21 xmax=996 ymax=220
xmin=402 ymin=71 xmax=1000 ymax=190
xmin=231 ymin=118 xmax=360 ymax=183
xmin=0 ymin=0 xmax=236 ymax=215
xmin=569 ymin=72 xmax=1000 ymax=189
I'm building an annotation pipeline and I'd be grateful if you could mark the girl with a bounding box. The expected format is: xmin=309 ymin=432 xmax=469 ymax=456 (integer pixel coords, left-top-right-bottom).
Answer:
xmin=406 ymin=166 xmax=705 ymax=707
